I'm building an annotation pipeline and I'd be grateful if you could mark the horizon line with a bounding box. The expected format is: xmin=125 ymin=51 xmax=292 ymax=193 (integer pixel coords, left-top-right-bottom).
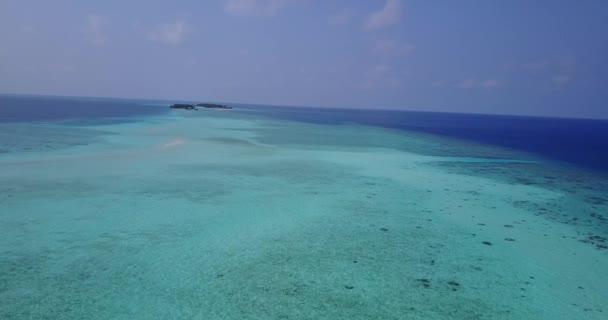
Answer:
xmin=1 ymin=92 xmax=606 ymax=121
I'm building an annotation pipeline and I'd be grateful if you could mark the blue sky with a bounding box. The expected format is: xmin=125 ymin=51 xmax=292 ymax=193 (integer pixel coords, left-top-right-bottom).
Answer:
xmin=1 ymin=0 xmax=607 ymax=118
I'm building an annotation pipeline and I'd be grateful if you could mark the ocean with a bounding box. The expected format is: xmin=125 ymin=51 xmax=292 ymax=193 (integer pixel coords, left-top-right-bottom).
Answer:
xmin=236 ymin=104 xmax=608 ymax=172
xmin=1 ymin=95 xmax=607 ymax=319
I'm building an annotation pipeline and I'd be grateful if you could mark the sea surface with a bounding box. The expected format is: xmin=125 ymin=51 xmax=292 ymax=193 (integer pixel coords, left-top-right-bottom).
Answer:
xmin=1 ymin=95 xmax=607 ymax=319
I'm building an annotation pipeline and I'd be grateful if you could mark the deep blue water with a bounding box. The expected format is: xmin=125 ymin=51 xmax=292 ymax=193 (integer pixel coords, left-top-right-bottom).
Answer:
xmin=1 ymin=95 xmax=607 ymax=172
xmin=0 ymin=95 xmax=167 ymax=123
xmin=238 ymin=104 xmax=608 ymax=172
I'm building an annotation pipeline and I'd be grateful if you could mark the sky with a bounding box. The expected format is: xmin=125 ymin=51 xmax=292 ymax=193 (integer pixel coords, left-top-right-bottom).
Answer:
xmin=0 ymin=0 xmax=607 ymax=118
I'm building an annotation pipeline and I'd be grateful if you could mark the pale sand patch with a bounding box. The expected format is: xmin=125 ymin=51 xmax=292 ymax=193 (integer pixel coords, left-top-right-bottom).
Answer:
xmin=160 ymin=138 xmax=186 ymax=149
xmin=0 ymin=137 xmax=188 ymax=166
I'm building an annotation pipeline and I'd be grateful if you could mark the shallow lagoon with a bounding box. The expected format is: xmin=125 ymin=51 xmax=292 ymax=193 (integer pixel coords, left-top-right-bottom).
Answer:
xmin=1 ymin=103 xmax=607 ymax=319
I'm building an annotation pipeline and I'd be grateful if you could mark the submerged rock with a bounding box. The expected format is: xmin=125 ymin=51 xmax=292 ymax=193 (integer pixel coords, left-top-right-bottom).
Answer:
xmin=416 ymin=278 xmax=431 ymax=288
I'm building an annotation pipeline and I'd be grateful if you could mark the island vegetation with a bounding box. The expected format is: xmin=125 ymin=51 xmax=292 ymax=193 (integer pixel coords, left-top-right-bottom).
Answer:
xmin=170 ymin=103 xmax=233 ymax=110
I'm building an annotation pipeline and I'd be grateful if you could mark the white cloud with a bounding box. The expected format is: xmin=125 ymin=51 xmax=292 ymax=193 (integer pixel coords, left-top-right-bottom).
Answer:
xmin=87 ymin=15 xmax=106 ymax=45
xmin=223 ymin=0 xmax=296 ymax=17
xmin=523 ymin=60 xmax=551 ymax=71
xmin=480 ymin=79 xmax=502 ymax=88
xmin=552 ymin=74 xmax=570 ymax=85
xmin=523 ymin=57 xmax=574 ymax=88
xmin=456 ymin=79 xmax=477 ymax=89
xmin=524 ymin=56 xmax=576 ymax=73
xmin=328 ymin=8 xmax=354 ymax=26
xmin=373 ymin=39 xmax=414 ymax=57
xmin=364 ymin=0 xmax=403 ymax=31
xmin=431 ymin=80 xmax=445 ymax=87
xmin=388 ymin=78 xmax=401 ymax=87
xmin=149 ymin=21 xmax=189 ymax=45
xmin=362 ymin=64 xmax=402 ymax=89
xmin=369 ymin=64 xmax=389 ymax=77
xmin=455 ymin=78 xmax=502 ymax=89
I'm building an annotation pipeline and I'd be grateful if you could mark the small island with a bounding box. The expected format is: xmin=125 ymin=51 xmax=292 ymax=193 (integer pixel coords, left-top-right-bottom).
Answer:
xmin=170 ymin=103 xmax=233 ymax=110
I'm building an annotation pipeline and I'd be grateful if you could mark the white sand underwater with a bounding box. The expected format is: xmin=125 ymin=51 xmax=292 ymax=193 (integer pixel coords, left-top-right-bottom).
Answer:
xmin=0 ymin=110 xmax=606 ymax=319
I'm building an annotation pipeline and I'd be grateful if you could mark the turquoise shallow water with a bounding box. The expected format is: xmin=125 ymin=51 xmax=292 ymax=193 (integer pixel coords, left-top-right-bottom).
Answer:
xmin=1 ymin=106 xmax=607 ymax=319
